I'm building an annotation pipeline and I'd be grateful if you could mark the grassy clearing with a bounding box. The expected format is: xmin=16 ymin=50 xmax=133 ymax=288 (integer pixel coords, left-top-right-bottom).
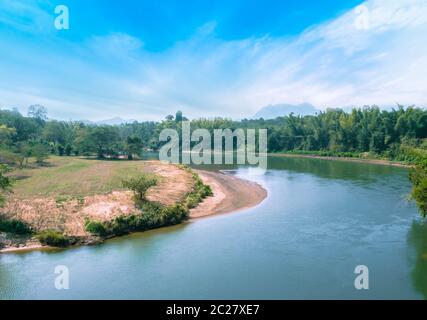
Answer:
xmin=8 ymin=156 xmax=150 ymax=198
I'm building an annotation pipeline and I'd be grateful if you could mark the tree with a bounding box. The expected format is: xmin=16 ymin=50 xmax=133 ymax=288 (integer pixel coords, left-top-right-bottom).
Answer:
xmin=0 ymin=109 xmax=39 ymax=142
xmin=175 ymin=111 xmax=183 ymax=122
xmin=15 ymin=142 xmax=32 ymax=167
xmin=408 ymin=148 xmax=427 ymax=217
xmin=57 ymin=145 xmax=65 ymax=156
xmin=0 ymin=125 xmax=16 ymax=146
xmin=73 ymin=126 xmax=120 ymax=158
xmin=122 ymin=174 xmax=157 ymax=203
xmin=42 ymin=120 xmax=67 ymax=146
xmin=410 ymin=169 xmax=427 ymax=217
xmin=88 ymin=126 xmax=120 ymax=158
xmin=65 ymin=144 xmax=72 ymax=156
xmin=0 ymin=164 xmax=12 ymax=207
xmin=32 ymin=144 xmax=49 ymax=165
xmin=27 ymin=105 xmax=48 ymax=124
xmin=125 ymin=136 xmax=143 ymax=160
xmin=0 ymin=149 xmax=24 ymax=167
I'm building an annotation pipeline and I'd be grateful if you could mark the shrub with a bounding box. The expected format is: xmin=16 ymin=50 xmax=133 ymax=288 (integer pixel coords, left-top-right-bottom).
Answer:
xmin=182 ymin=171 xmax=213 ymax=209
xmin=85 ymin=202 xmax=189 ymax=238
xmin=201 ymin=184 xmax=213 ymax=197
xmin=37 ymin=230 xmax=70 ymax=247
xmin=84 ymin=219 xmax=107 ymax=236
xmin=161 ymin=204 xmax=188 ymax=225
xmin=411 ymin=177 xmax=427 ymax=217
xmin=0 ymin=218 xmax=32 ymax=234
xmin=0 ymin=164 xmax=12 ymax=207
xmin=122 ymin=173 xmax=158 ymax=202
xmin=185 ymin=193 xmax=201 ymax=209
xmin=0 ymin=149 xmax=24 ymax=167
xmin=31 ymin=144 xmax=50 ymax=164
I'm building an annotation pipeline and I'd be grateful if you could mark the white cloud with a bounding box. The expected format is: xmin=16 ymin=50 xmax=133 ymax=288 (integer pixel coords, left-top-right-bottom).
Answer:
xmin=0 ymin=0 xmax=53 ymax=34
xmin=88 ymin=33 xmax=144 ymax=60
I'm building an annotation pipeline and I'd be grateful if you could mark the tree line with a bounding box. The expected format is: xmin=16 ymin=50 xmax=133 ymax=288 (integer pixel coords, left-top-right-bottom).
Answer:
xmin=0 ymin=105 xmax=158 ymax=164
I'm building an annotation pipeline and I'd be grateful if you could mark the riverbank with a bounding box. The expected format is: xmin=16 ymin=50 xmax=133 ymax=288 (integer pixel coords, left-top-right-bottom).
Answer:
xmin=190 ymin=170 xmax=267 ymax=218
xmin=1 ymin=162 xmax=267 ymax=253
xmin=269 ymin=152 xmax=412 ymax=168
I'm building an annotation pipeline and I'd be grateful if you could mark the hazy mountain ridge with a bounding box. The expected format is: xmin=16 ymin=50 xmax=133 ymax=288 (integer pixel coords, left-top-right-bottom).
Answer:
xmin=79 ymin=117 xmax=137 ymax=125
xmin=253 ymin=103 xmax=318 ymax=119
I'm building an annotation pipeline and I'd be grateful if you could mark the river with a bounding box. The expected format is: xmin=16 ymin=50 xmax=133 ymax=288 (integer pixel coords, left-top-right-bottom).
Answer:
xmin=1 ymin=155 xmax=426 ymax=299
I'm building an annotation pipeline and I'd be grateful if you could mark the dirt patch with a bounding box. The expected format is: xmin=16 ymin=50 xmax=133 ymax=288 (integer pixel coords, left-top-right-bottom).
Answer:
xmin=143 ymin=161 xmax=194 ymax=205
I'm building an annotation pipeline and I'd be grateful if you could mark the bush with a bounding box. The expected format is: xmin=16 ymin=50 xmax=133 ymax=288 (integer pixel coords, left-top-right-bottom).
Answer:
xmin=122 ymin=173 xmax=158 ymax=202
xmin=57 ymin=145 xmax=64 ymax=156
xmin=0 ymin=218 xmax=32 ymax=234
xmin=411 ymin=177 xmax=427 ymax=217
xmin=85 ymin=202 xmax=189 ymax=238
xmin=84 ymin=219 xmax=107 ymax=236
xmin=0 ymin=149 xmax=24 ymax=167
xmin=31 ymin=144 xmax=49 ymax=164
xmin=0 ymin=164 xmax=12 ymax=207
xmin=182 ymin=172 xmax=213 ymax=209
xmin=200 ymin=184 xmax=213 ymax=197
xmin=37 ymin=230 xmax=70 ymax=247
xmin=161 ymin=204 xmax=188 ymax=225
xmin=185 ymin=193 xmax=201 ymax=209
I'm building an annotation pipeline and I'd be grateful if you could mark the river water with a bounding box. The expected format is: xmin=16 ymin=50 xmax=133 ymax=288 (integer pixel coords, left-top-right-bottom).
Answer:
xmin=1 ymin=155 xmax=426 ymax=299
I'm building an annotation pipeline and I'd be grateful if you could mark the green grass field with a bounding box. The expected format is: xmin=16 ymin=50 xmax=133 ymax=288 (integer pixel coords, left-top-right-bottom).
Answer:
xmin=9 ymin=156 xmax=150 ymax=198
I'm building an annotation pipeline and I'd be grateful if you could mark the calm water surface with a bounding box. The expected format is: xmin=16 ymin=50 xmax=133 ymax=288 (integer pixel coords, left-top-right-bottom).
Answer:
xmin=1 ymin=156 xmax=427 ymax=299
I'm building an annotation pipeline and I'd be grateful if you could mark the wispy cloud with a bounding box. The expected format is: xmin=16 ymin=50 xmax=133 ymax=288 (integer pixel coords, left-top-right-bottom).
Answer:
xmin=0 ymin=0 xmax=53 ymax=34
xmin=0 ymin=0 xmax=426 ymax=120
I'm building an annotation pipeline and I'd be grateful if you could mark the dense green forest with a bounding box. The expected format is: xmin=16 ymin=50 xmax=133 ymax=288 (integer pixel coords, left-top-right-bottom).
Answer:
xmin=0 ymin=104 xmax=426 ymax=216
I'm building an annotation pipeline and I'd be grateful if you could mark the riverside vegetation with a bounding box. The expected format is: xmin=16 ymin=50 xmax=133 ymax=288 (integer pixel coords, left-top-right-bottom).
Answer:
xmin=84 ymin=166 xmax=212 ymax=238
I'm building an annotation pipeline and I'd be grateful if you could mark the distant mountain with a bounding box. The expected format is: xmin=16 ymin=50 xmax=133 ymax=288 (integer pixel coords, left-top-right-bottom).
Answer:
xmin=253 ymin=103 xmax=318 ymax=119
xmin=78 ymin=117 xmax=137 ymax=125
xmin=96 ymin=117 xmax=137 ymax=125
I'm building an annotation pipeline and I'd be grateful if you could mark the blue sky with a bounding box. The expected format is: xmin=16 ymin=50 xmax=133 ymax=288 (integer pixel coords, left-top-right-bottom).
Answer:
xmin=0 ymin=0 xmax=426 ymax=121
xmin=62 ymin=0 xmax=363 ymax=50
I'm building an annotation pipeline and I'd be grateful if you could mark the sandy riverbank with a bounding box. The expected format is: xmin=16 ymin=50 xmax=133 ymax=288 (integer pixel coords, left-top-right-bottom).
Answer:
xmin=0 ymin=243 xmax=51 ymax=253
xmin=190 ymin=170 xmax=267 ymax=218
xmin=269 ymin=153 xmax=412 ymax=168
